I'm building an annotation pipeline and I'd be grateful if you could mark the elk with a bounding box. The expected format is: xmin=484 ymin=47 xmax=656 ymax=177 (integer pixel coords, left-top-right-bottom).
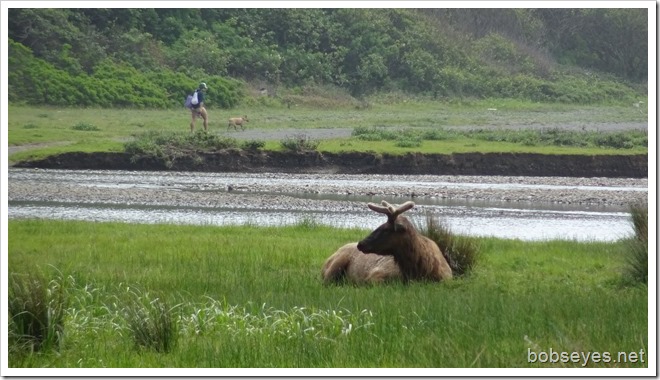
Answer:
xmin=227 ymin=116 xmax=249 ymax=131
xmin=321 ymin=243 xmax=401 ymax=284
xmin=357 ymin=200 xmax=452 ymax=282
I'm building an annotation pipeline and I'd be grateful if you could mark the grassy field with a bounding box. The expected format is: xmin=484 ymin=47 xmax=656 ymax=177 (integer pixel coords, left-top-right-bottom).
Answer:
xmin=7 ymin=219 xmax=648 ymax=370
xmin=7 ymin=100 xmax=648 ymax=162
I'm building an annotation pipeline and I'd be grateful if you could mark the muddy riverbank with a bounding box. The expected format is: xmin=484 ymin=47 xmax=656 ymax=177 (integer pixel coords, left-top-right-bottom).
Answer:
xmin=13 ymin=150 xmax=648 ymax=178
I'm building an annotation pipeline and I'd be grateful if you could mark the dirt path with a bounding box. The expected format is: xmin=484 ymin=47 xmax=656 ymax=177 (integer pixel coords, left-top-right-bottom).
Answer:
xmin=7 ymin=141 xmax=73 ymax=156
xmin=224 ymin=127 xmax=354 ymax=141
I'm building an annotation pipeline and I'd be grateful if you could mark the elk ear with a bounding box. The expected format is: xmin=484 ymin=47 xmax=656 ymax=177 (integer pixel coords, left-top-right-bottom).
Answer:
xmin=393 ymin=220 xmax=408 ymax=232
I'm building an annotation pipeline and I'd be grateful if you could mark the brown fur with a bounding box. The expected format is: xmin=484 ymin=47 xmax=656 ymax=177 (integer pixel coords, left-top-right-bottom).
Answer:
xmin=321 ymin=243 xmax=401 ymax=285
xmin=357 ymin=201 xmax=452 ymax=282
xmin=227 ymin=116 xmax=249 ymax=131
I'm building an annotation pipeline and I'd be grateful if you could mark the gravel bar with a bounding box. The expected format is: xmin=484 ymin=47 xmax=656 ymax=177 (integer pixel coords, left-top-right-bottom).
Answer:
xmin=8 ymin=170 xmax=648 ymax=214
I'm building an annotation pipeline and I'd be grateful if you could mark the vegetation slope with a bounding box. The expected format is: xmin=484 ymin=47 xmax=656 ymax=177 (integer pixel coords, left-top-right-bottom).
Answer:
xmin=8 ymin=8 xmax=648 ymax=108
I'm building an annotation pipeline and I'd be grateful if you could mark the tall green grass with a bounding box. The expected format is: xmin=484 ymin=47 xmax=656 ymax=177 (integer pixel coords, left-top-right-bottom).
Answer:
xmin=623 ymin=204 xmax=648 ymax=284
xmin=8 ymin=271 xmax=67 ymax=355
xmin=8 ymin=219 xmax=648 ymax=369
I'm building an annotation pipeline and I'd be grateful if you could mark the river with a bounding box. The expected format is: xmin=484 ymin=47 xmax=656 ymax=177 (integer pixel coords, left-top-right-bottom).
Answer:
xmin=7 ymin=168 xmax=647 ymax=242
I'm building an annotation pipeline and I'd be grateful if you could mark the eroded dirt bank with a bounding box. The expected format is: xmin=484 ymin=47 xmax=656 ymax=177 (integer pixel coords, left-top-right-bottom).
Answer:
xmin=13 ymin=150 xmax=648 ymax=178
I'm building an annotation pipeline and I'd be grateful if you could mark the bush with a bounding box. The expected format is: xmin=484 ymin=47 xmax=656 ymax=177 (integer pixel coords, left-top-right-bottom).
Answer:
xmin=416 ymin=212 xmax=480 ymax=277
xmin=240 ymin=139 xmax=266 ymax=151
xmin=8 ymin=272 xmax=67 ymax=353
xmin=280 ymin=134 xmax=320 ymax=152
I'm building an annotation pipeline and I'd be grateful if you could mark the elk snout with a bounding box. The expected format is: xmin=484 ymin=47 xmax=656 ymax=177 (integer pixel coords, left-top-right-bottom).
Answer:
xmin=357 ymin=236 xmax=377 ymax=253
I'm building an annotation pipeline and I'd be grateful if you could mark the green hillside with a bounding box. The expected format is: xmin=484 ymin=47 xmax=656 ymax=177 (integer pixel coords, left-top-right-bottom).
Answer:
xmin=7 ymin=8 xmax=648 ymax=108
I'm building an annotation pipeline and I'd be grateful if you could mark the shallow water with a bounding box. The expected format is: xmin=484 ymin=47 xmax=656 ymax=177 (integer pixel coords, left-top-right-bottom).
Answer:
xmin=8 ymin=200 xmax=632 ymax=242
xmin=8 ymin=169 xmax=642 ymax=242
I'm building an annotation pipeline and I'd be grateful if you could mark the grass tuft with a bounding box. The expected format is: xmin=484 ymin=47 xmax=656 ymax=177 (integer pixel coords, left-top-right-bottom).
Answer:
xmin=416 ymin=211 xmax=481 ymax=277
xmin=8 ymin=271 xmax=67 ymax=353
xmin=623 ymin=204 xmax=648 ymax=284
xmin=123 ymin=287 xmax=179 ymax=353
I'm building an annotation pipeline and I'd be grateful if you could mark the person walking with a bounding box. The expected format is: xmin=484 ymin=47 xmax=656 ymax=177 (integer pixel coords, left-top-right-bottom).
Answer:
xmin=190 ymin=82 xmax=208 ymax=132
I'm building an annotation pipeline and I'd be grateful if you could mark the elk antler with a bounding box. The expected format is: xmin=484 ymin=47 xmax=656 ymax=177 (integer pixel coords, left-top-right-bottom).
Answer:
xmin=367 ymin=200 xmax=415 ymax=222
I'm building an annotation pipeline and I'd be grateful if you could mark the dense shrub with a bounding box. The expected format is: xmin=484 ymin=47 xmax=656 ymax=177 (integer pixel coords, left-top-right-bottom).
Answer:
xmin=8 ymin=39 xmax=244 ymax=108
xmin=473 ymin=33 xmax=536 ymax=75
xmin=8 ymin=8 xmax=646 ymax=105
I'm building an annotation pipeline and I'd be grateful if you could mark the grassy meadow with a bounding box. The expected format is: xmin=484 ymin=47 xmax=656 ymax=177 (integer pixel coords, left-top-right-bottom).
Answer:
xmin=7 ymin=99 xmax=648 ymax=162
xmin=6 ymin=98 xmax=650 ymax=371
xmin=7 ymin=219 xmax=648 ymax=370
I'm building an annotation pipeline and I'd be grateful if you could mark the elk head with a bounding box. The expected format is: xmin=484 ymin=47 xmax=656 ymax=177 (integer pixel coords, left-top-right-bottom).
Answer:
xmin=357 ymin=200 xmax=415 ymax=256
